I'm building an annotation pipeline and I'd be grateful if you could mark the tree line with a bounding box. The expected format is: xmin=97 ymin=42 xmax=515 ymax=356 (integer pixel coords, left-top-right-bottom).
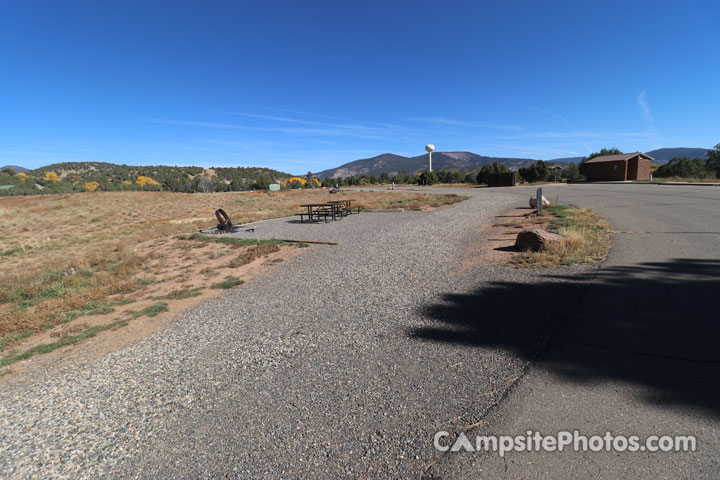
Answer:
xmin=0 ymin=162 xmax=290 ymax=196
xmin=653 ymin=144 xmax=720 ymax=179
xmin=4 ymin=144 xmax=717 ymax=196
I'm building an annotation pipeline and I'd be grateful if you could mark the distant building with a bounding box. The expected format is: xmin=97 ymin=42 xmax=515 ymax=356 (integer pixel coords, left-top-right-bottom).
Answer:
xmin=584 ymin=153 xmax=653 ymax=181
xmin=268 ymin=183 xmax=281 ymax=191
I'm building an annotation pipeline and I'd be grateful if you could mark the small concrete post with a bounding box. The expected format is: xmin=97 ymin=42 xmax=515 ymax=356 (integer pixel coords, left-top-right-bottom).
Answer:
xmin=537 ymin=188 xmax=543 ymax=213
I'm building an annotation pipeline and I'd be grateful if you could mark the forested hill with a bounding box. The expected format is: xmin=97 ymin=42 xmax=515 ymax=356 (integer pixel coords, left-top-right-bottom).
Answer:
xmin=313 ymin=151 xmax=540 ymax=179
xmin=0 ymin=162 xmax=291 ymax=195
xmin=645 ymin=148 xmax=710 ymax=163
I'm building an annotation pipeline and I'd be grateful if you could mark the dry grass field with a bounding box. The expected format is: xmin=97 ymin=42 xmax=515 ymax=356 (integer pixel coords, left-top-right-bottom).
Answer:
xmin=0 ymin=189 xmax=463 ymax=370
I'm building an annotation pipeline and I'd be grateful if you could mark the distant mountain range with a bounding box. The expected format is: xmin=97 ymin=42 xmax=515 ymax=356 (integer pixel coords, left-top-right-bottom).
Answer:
xmin=0 ymin=165 xmax=30 ymax=173
xmin=313 ymin=152 xmax=540 ymax=179
xmin=313 ymin=147 xmax=712 ymax=179
xmin=645 ymin=148 xmax=710 ymax=163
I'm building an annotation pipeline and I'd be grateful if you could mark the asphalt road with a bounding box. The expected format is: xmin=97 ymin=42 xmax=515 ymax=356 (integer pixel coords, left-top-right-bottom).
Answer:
xmin=427 ymin=183 xmax=720 ymax=479
xmin=1 ymin=183 xmax=718 ymax=479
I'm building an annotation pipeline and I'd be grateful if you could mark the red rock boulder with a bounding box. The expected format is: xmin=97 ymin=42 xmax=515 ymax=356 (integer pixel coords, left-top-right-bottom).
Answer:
xmin=515 ymin=229 xmax=562 ymax=252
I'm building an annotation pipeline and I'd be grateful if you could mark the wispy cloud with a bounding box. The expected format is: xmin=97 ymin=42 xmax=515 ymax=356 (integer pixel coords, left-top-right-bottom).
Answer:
xmin=412 ymin=117 xmax=523 ymax=131
xmin=229 ymin=112 xmax=393 ymax=133
xmin=637 ymin=90 xmax=653 ymax=123
xmin=507 ymin=98 xmax=593 ymax=154
xmin=475 ymin=143 xmax=581 ymax=157
xmin=488 ymin=130 xmax=654 ymax=140
xmin=148 ymin=119 xmax=390 ymax=140
xmin=637 ymin=89 xmax=661 ymax=149
xmin=229 ymin=112 xmax=325 ymax=126
xmin=270 ymin=107 xmax=403 ymax=130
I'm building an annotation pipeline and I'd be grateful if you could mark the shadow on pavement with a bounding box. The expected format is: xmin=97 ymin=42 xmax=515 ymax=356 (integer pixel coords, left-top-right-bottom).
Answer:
xmin=410 ymin=259 xmax=720 ymax=416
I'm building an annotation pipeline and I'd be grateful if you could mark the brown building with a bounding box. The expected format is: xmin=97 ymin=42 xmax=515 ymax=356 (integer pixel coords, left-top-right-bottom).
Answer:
xmin=584 ymin=152 xmax=654 ymax=181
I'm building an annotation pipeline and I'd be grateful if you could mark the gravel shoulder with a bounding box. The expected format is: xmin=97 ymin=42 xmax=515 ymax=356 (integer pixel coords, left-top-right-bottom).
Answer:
xmin=0 ymin=188 xmax=594 ymax=479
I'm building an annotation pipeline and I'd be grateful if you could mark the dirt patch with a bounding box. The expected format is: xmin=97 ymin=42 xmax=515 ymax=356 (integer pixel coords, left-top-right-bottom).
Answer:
xmin=227 ymin=243 xmax=281 ymax=268
xmin=461 ymin=208 xmax=550 ymax=269
xmin=49 ymin=322 xmax=89 ymax=338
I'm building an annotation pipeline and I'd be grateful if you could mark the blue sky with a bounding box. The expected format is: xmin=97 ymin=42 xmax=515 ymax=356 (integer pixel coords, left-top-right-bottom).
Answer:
xmin=1 ymin=0 xmax=719 ymax=174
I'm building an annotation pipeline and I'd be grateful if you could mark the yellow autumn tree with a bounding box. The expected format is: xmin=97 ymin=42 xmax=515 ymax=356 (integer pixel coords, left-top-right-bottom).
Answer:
xmin=15 ymin=172 xmax=28 ymax=181
xmin=312 ymin=178 xmax=322 ymax=188
xmin=282 ymin=176 xmax=307 ymax=189
xmin=83 ymin=181 xmax=99 ymax=191
xmin=44 ymin=172 xmax=59 ymax=182
xmin=136 ymin=176 xmax=160 ymax=187
xmin=122 ymin=180 xmax=132 ymax=185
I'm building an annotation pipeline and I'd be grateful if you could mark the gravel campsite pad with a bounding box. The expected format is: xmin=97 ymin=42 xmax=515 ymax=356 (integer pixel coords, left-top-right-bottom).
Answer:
xmin=0 ymin=188 xmax=594 ymax=478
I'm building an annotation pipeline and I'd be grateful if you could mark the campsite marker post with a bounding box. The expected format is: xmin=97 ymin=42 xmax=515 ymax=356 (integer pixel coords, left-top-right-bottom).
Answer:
xmin=537 ymin=188 xmax=543 ymax=214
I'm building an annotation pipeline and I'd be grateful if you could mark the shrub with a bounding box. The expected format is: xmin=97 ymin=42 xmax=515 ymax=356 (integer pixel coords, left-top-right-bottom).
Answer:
xmin=417 ymin=170 xmax=439 ymax=185
xmin=519 ymin=160 xmax=550 ymax=183
xmin=654 ymin=157 xmax=709 ymax=178
xmin=136 ymin=176 xmax=160 ymax=187
xmin=476 ymin=162 xmax=511 ymax=184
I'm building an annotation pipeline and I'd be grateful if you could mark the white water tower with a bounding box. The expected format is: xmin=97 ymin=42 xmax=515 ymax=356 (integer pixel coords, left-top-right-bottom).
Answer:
xmin=425 ymin=144 xmax=435 ymax=172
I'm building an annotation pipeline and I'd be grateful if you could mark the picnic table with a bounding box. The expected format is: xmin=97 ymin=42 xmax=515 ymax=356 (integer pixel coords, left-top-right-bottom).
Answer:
xmin=296 ymin=199 xmax=358 ymax=223
xmin=327 ymin=199 xmax=358 ymax=216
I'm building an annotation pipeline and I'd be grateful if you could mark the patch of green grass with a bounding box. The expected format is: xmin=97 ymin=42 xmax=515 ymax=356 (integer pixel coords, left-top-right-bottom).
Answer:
xmin=81 ymin=301 xmax=115 ymax=316
xmin=37 ymin=282 xmax=67 ymax=301
xmin=0 ymin=319 xmax=129 ymax=368
xmin=210 ymin=277 xmax=245 ymax=289
xmin=137 ymin=278 xmax=155 ymax=286
xmin=16 ymin=300 xmax=33 ymax=311
xmin=11 ymin=280 xmax=69 ymax=310
xmin=155 ymin=288 xmax=203 ymax=300
xmin=545 ymin=205 xmax=576 ymax=230
xmin=56 ymin=298 xmax=135 ymax=325
xmin=62 ymin=311 xmax=83 ymax=323
xmin=126 ymin=302 xmax=169 ymax=320
xmin=112 ymin=284 xmax=137 ymax=294
xmin=545 ymin=204 xmax=572 ymax=217
xmin=1 ymin=247 xmax=23 ymax=257
xmin=111 ymin=298 xmax=136 ymax=306
xmin=0 ymin=331 xmax=33 ymax=350
xmin=176 ymin=234 xmax=285 ymax=247
xmin=649 ymin=176 xmax=720 ymax=183
xmin=42 ymin=269 xmax=71 ymax=282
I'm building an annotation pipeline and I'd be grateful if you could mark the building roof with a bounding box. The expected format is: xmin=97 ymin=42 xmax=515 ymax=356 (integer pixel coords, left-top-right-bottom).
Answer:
xmin=584 ymin=152 xmax=654 ymax=164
